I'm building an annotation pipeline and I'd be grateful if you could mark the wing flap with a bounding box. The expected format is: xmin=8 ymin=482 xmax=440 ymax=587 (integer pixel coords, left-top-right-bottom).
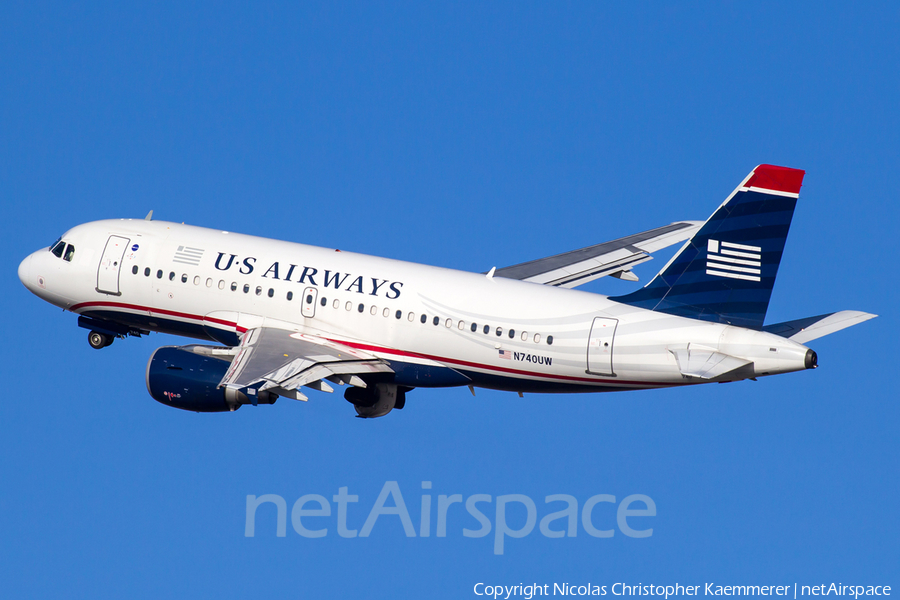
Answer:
xmin=220 ymin=327 xmax=393 ymax=398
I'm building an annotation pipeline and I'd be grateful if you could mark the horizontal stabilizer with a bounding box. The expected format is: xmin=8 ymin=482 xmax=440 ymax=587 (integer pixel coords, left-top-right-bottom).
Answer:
xmin=668 ymin=344 xmax=752 ymax=380
xmin=762 ymin=311 xmax=877 ymax=344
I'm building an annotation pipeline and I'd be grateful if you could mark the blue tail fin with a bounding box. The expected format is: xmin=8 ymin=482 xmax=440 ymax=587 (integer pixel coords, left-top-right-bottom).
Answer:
xmin=611 ymin=164 xmax=805 ymax=329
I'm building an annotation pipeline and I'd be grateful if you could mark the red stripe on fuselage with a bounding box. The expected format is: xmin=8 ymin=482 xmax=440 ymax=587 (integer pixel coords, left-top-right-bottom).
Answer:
xmin=70 ymin=301 xmax=247 ymax=332
xmin=327 ymin=338 xmax=679 ymax=387
xmin=70 ymin=300 xmax=681 ymax=389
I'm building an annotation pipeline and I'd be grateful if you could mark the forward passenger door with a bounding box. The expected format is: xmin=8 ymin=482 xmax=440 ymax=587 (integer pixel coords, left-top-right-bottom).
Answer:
xmin=96 ymin=235 xmax=130 ymax=295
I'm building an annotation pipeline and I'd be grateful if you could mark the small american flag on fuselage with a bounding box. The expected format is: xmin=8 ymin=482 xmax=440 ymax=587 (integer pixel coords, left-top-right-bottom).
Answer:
xmin=173 ymin=245 xmax=204 ymax=266
xmin=498 ymin=350 xmax=512 ymax=360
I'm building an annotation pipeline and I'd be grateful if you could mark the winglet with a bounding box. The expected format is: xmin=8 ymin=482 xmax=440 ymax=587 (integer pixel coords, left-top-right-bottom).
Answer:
xmin=144 ymin=210 xmax=154 ymax=221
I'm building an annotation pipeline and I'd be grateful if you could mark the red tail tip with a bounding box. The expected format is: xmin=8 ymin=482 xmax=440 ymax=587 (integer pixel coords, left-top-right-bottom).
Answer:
xmin=745 ymin=164 xmax=805 ymax=194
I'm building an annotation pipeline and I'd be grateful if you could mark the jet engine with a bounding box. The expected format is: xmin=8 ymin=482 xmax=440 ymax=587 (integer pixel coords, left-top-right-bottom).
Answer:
xmin=146 ymin=346 xmax=277 ymax=412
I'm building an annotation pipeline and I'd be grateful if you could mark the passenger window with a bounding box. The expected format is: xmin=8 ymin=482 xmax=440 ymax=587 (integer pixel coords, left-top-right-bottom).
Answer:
xmin=420 ymin=314 xmax=427 ymax=324
xmin=371 ymin=306 xmax=378 ymax=315
xmin=433 ymin=316 xmax=440 ymax=326
xmin=218 ymin=280 xmax=225 ymax=290
xmin=181 ymin=274 xmax=188 ymax=283
xmin=333 ymin=299 xmax=340 ymax=309
xmin=534 ymin=333 xmax=541 ymax=343
xmin=132 ymin=265 xmax=139 ymax=274
xmin=346 ymin=301 xmax=352 ymax=311
xmin=321 ymin=297 xmax=327 ymax=307
xmin=145 ymin=267 xmax=151 ymax=276
xmin=521 ymin=331 xmax=528 ymax=341
xmin=170 ymin=272 xmax=176 ymax=281
xmin=194 ymin=276 xmax=200 ymax=285
xmin=268 ymin=288 xmax=274 ymax=298
xmin=458 ymin=321 xmax=465 ymax=330
xmin=231 ymin=282 xmax=237 ymax=291
xmin=445 ymin=318 xmax=452 ymax=328
xmin=63 ymin=245 xmax=75 ymax=262
xmin=547 ymin=335 xmax=554 ymax=345
xmin=157 ymin=270 xmax=164 ymax=279
xmin=496 ymin=327 xmax=503 ymax=337
xmin=287 ymin=291 xmax=293 ymax=301
xmin=471 ymin=323 xmax=478 ymax=332
xmin=408 ymin=312 xmax=415 ymax=322
xmin=206 ymin=278 xmax=213 ymax=287
xmin=50 ymin=241 xmax=65 ymax=258
xmin=483 ymin=325 xmax=490 ymax=334
xmin=256 ymin=286 xmax=262 ymax=296
xmin=383 ymin=308 xmax=390 ymax=317
xmin=357 ymin=304 xmax=364 ymax=313
xmin=395 ymin=310 xmax=402 ymax=319
xmin=509 ymin=329 xmax=515 ymax=339
xmin=243 ymin=284 xmax=250 ymax=293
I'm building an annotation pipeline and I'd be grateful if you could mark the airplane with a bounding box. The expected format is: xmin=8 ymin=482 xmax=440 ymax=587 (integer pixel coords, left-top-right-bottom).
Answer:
xmin=18 ymin=164 xmax=876 ymax=418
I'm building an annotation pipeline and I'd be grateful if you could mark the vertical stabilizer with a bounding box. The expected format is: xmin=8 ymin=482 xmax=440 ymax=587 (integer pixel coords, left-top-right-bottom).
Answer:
xmin=611 ymin=164 xmax=805 ymax=329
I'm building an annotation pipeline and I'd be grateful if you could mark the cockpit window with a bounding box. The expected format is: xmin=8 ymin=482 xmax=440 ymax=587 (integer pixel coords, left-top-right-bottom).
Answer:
xmin=50 ymin=240 xmax=65 ymax=258
xmin=63 ymin=244 xmax=75 ymax=262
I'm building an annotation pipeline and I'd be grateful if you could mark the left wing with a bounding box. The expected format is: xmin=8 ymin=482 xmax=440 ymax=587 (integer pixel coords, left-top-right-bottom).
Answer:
xmin=215 ymin=327 xmax=394 ymax=403
xmin=493 ymin=221 xmax=702 ymax=288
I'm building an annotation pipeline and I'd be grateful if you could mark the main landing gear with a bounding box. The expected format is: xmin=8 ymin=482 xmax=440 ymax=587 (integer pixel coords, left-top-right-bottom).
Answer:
xmin=88 ymin=331 xmax=115 ymax=349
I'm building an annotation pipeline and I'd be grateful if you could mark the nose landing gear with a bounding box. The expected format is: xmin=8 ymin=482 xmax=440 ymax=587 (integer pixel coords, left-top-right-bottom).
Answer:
xmin=88 ymin=331 xmax=114 ymax=349
xmin=78 ymin=316 xmax=146 ymax=349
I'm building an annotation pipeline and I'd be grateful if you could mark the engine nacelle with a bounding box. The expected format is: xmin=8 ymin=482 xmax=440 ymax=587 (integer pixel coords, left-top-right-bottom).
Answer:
xmin=146 ymin=346 xmax=276 ymax=412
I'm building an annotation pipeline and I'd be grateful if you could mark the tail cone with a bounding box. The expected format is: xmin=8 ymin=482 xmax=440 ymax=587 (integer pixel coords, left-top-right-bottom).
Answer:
xmin=805 ymin=349 xmax=818 ymax=369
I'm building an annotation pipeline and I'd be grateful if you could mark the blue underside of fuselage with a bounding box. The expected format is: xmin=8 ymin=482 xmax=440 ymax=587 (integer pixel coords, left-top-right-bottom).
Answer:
xmin=79 ymin=309 xmax=619 ymax=393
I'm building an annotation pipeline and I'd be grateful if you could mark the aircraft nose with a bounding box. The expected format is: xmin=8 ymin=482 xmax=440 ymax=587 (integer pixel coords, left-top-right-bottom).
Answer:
xmin=18 ymin=254 xmax=33 ymax=288
xmin=18 ymin=252 xmax=41 ymax=293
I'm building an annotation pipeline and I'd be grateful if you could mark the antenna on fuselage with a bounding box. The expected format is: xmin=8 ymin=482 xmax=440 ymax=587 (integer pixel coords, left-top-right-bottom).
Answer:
xmin=144 ymin=210 xmax=153 ymax=221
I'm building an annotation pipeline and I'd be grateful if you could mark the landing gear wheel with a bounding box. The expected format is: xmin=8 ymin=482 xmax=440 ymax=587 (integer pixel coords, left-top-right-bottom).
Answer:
xmin=88 ymin=331 xmax=113 ymax=349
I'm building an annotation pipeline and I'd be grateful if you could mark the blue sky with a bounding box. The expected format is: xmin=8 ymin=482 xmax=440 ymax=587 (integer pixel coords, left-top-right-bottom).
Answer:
xmin=1 ymin=2 xmax=897 ymax=598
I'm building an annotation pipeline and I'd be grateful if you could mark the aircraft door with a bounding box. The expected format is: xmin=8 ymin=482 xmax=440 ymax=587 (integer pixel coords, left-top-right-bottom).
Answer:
xmin=301 ymin=286 xmax=318 ymax=318
xmin=96 ymin=235 xmax=130 ymax=295
xmin=587 ymin=317 xmax=618 ymax=376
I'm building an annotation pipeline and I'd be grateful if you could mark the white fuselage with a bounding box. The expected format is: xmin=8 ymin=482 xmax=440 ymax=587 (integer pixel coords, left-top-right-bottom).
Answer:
xmin=18 ymin=219 xmax=813 ymax=394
